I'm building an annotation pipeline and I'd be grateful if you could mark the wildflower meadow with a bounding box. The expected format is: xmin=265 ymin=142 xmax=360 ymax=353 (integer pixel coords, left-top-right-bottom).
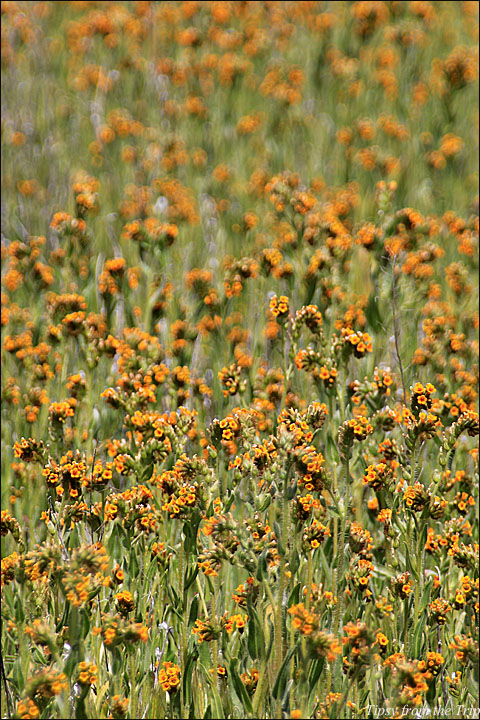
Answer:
xmin=1 ymin=2 xmax=479 ymax=719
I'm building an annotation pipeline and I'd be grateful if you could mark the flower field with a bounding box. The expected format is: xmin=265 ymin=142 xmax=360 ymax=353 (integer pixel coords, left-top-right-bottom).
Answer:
xmin=1 ymin=2 xmax=479 ymax=719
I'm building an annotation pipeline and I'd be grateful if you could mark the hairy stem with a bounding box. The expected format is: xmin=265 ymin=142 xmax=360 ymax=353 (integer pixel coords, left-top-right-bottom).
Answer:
xmin=211 ymin=577 xmax=220 ymax=694
xmin=333 ymin=457 xmax=350 ymax=640
xmin=178 ymin=535 xmax=187 ymax=718
xmin=391 ymin=255 xmax=407 ymax=406
xmin=129 ymin=651 xmax=137 ymax=720
xmin=275 ymin=464 xmax=291 ymax=717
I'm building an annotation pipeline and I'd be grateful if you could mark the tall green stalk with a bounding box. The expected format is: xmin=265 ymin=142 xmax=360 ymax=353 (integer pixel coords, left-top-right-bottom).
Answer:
xmin=274 ymin=463 xmax=291 ymax=717
xmin=333 ymin=456 xmax=350 ymax=640
xmin=178 ymin=535 xmax=187 ymax=719
xmin=211 ymin=577 xmax=220 ymax=693
xmin=129 ymin=650 xmax=137 ymax=719
xmin=332 ymin=455 xmax=350 ymax=691
xmin=412 ymin=517 xmax=425 ymax=646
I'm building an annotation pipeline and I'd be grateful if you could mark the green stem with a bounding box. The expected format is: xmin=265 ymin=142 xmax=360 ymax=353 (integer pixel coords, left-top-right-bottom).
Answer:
xmin=196 ymin=575 xmax=209 ymax=617
xmin=112 ymin=649 xmax=122 ymax=696
xmin=18 ymin=621 xmax=29 ymax=685
xmin=302 ymin=552 xmax=314 ymax=674
xmin=129 ymin=650 xmax=137 ymax=719
xmin=385 ymin=533 xmax=391 ymax=568
xmin=410 ymin=439 xmax=417 ymax=483
xmin=333 ymin=457 xmax=350 ymax=639
xmin=332 ymin=462 xmax=338 ymax=600
xmin=222 ymin=462 xmax=227 ymax=500
xmin=396 ymin=599 xmax=402 ymax=653
xmin=263 ymin=581 xmax=277 ymax=691
xmin=274 ymin=552 xmax=286 ymax=712
xmin=211 ymin=578 xmax=220 ymax=692
xmin=332 ymin=456 xmax=350 ymax=690
xmin=279 ymin=327 xmax=288 ymax=410
xmin=403 ymin=598 xmax=409 ymax=658
xmin=194 ymin=668 xmax=204 ymax=718
xmin=305 ymin=552 xmax=313 ymax=611
xmin=217 ymin=453 xmax=224 ymax=503
xmin=334 ymin=670 xmax=358 ymax=717
xmin=178 ymin=534 xmax=187 ymax=719
xmin=412 ymin=518 xmax=424 ymax=642
xmin=405 ymin=513 xmax=418 ymax=657
xmin=152 ymin=683 xmax=166 ymax=720
xmin=252 ymin=660 xmax=268 ymax=718
xmin=338 ymin=373 xmax=346 ymax=424
xmin=274 ymin=464 xmax=291 ymax=717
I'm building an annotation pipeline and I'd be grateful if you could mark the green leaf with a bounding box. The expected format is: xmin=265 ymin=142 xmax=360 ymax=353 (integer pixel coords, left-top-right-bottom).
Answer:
xmin=204 ymin=499 xmax=215 ymax=518
xmin=56 ymin=602 xmax=70 ymax=634
xmin=95 ymin=681 xmax=110 ymax=715
xmin=247 ymin=603 xmax=265 ymax=661
xmin=266 ymin=619 xmax=275 ymax=662
xmin=360 ymin=686 xmax=371 ymax=711
xmin=139 ymin=463 xmax=153 ymax=484
xmin=256 ymin=549 xmax=268 ymax=581
xmin=75 ymin=697 xmax=88 ymax=720
xmin=426 ymin=679 xmax=436 ymax=704
xmin=319 ymin=548 xmax=332 ymax=583
xmin=229 ymin=658 xmax=253 ymax=714
xmin=256 ymin=493 xmax=271 ymax=512
xmin=32 ymin=647 xmax=48 ymax=665
xmin=15 ymin=595 xmax=25 ymax=624
xmin=188 ymin=595 xmax=199 ymax=627
xmin=165 ymin=585 xmax=184 ymax=621
xmin=63 ymin=648 xmax=79 ymax=679
xmin=146 ymin=557 xmax=159 ymax=581
xmin=81 ymin=608 xmax=90 ymax=639
xmin=373 ymin=564 xmax=396 ymax=580
xmin=185 ymin=564 xmax=199 ymax=592
xmin=366 ymin=292 xmax=383 ymax=333
xmin=184 ymin=515 xmax=201 ymax=556
xmin=10 ymin=658 xmax=24 ymax=692
xmin=282 ymin=678 xmax=294 ymax=707
xmin=224 ymin=492 xmax=236 ymax=513
xmin=326 ymin=434 xmax=339 ymax=463
xmin=326 ymin=504 xmax=341 ymax=519
xmin=404 ymin=542 xmax=419 ymax=581
xmin=273 ymin=522 xmax=284 ymax=555
xmin=247 ymin=616 xmax=259 ymax=661
xmin=86 ymin=585 xmax=103 ymax=604
xmin=272 ymin=645 xmax=297 ymax=699
xmin=183 ymin=648 xmax=198 ymax=706
xmin=288 ymin=582 xmax=301 ymax=608
xmin=287 ymin=479 xmax=298 ymax=500
xmin=3 ymin=588 xmax=15 ymax=617
xmin=308 ymin=657 xmax=324 ymax=695
xmin=207 ymin=679 xmax=224 ymax=719
xmin=419 ymin=578 xmax=433 ymax=615
xmin=289 ymin=548 xmax=300 ymax=575
xmin=129 ymin=548 xmax=139 ymax=579
xmin=412 ymin=611 xmax=427 ymax=658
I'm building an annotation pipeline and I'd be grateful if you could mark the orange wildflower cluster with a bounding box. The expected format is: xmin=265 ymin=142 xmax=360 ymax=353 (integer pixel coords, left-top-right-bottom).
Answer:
xmin=93 ymin=614 xmax=148 ymax=649
xmin=341 ymin=328 xmax=373 ymax=358
xmin=289 ymin=604 xmax=341 ymax=661
xmin=362 ymin=462 xmax=393 ymax=491
xmin=158 ymin=662 xmax=181 ymax=693
xmin=77 ymin=661 xmax=98 ymax=687
xmin=268 ymin=294 xmax=290 ymax=321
